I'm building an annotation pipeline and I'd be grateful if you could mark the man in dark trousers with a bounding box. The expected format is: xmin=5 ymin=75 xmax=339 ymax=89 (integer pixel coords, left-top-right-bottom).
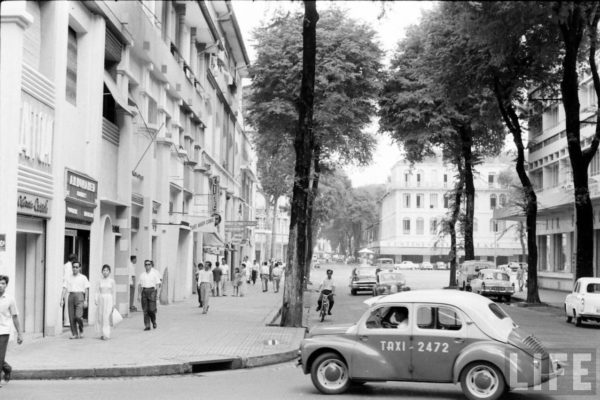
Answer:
xmin=212 ymin=261 xmax=223 ymax=296
xmin=138 ymin=260 xmax=161 ymax=330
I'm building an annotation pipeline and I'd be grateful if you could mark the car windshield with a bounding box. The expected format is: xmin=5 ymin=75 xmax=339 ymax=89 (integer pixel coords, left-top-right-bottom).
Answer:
xmin=356 ymin=268 xmax=375 ymax=277
xmin=483 ymin=272 xmax=509 ymax=281
xmin=379 ymin=273 xmax=404 ymax=283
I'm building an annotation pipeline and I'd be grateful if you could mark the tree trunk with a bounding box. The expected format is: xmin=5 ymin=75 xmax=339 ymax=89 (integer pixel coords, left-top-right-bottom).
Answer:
xmin=305 ymin=150 xmax=321 ymax=288
xmin=270 ymin=197 xmax=279 ymax=261
xmin=353 ymin=223 xmax=362 ymax=260
xmin=518 ymin=222 xmax=527 ymax=262
xmin=448 ymin=172 xmax=464 ymax=288
xmin=558 ymin=6 xmax=595 ymax=280
xmin=281 ymin=1 xmax=318 ymax=327
xmin=492 ymin=77 xmax=540 ymax=303
xmin=460 ymin=126 xmax=475 ymax=260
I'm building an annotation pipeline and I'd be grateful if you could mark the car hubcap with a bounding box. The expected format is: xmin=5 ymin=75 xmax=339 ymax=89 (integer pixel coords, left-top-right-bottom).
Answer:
xmin=466 ymin=366 xmax=499 ymax=398
xmin=317 ymin=360 xmax=347 ymax=390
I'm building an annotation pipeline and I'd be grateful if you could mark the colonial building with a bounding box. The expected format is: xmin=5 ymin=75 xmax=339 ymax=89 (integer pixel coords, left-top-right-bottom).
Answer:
xmin=0 ymin=0 xmax=256 ymax=337
xmin=496 ymin=71 xmax=599 ymax=290
xmin=369 ymin=156 xmax=523 ymax=265
xmin=254 ymin=193 xmax=289 ymax=263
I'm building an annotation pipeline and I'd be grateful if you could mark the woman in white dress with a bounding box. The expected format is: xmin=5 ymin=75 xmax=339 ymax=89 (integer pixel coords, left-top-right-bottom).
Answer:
xmin=95 ymin=264 xmax=116 ymax=340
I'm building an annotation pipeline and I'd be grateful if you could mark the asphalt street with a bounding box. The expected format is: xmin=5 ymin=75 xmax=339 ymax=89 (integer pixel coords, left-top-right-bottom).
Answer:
xmin=4 ymin=264 xmax=599 ymax=400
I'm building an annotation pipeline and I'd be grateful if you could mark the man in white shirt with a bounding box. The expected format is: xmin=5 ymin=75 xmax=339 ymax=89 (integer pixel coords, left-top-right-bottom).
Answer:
xmin=129 ymin=255 xmax=137 ymax=311
xmin=260 ymin=261 xmax=270 ymax=292
xmin=220 ymin=257 xmax=229 ymax=295
xmin=316 ymin=269 xmax=335 ymax=315
xmin=0 ymin=275 xmax=23 ymax=387
xmin=272 ymin=262 xmax=283 ymax=293
xmin=62 ymin=253 xmax=78 ymax=327
xmin=138 ymin=260 xmax=161 ymax=330
xmin=197 ymin=261 xmax=214 ymax=314
xmin=60 ymin=261 xmax=90 ymax=339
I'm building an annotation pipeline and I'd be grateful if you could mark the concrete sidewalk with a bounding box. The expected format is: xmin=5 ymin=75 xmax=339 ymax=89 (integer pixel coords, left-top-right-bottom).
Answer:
xmin=511 ymin=286 xmax=568 ymax=308
xmin=7 ymin=282 xmax=306 ymax=380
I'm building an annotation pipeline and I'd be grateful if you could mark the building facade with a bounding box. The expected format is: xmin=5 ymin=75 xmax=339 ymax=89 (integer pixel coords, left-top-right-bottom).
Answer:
xmin=502 ymin=71 xmax=600 ymax=290
xmin=0 ymin=0 xmax=256 ymax=337
xmin=254 ymin=193 xmax=289 ymax=263
xmin=369 ymin=157 xmax=523 ymax=265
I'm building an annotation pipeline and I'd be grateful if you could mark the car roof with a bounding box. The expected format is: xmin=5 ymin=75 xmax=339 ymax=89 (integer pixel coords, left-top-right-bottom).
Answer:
xmin=365 ymin=289 xmax=514 ymax=342
xmin=479 ymin=268 xmax=506 ymax=274
xmin=576 ymin=277 xmax=600 ymax=284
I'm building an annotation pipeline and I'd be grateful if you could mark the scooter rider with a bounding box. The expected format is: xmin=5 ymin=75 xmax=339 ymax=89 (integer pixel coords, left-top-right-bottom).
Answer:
xmin=316 ymin=269 xmax=335 ymax=315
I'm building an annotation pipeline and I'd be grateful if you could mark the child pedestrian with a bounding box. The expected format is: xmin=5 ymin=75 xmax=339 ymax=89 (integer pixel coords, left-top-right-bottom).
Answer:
xmin=233 ymin=267 xmax=242 ymax=296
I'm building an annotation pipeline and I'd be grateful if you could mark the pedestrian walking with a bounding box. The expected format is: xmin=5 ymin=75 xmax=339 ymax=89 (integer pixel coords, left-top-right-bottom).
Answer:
xmin=129 ymin=255 xmax=137 ymax=311
xmin=260 ymin=261 xmax=270 ymax=292
xmin=0 ymin=275 xmax=23 ymax=388
xmin=60 ymin=261 xmax=90 ymax=339
xmin=195 ymin=262 xmax=204 ymax=307
xmin=251 ymin=260 xmax=259 ymax=285
xmin=94 ymin=264 xmax=116 ymax=340
xmin=212 ymin=261 xmax=223 ymax=296
xmin=138 ymin=260 xmax=161 ymax=331
xmin=233 ymin=267 xmax=242 ymax=296
xmin=240 ymin=263 xmax=249 ymax=296
xmin=197 ymin=261 xmax=213 ymax=314
xmin=220 ymin=258 xmax=229 ymax=295
xmin=272 ymin=262 xmax=282 ymax=293
xmin=62 ymin=253 xmax=78 ymax=327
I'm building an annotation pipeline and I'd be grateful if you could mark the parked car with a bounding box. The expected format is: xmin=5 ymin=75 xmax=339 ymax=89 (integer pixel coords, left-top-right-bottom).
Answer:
xmin=395 ymin=260 xmax=417 ymax=270
xmin=457 ymin=261 xmax=495 ymax=291
xmin=564 ymin=277 xmax=600 ymax=326
xmin=298 ymin=290 xmax=562 ymax=400
xmin=420 ymin=261 xmax=434 ymax=270
xmin=469 ymin=269 xmax=515 ymax=302
xmin=435 ymin=261 xmax=448 ymax=270
xmin=372 ymin=270 xmax=409 ymax=296
xmin=349 ymin=266 xmax=377 ymax=295
xmin=375 ymin=258 xmax=395 ymax=268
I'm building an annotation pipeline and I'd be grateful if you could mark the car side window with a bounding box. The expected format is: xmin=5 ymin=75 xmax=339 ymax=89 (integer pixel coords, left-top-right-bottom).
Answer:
xmin=366 ymin=306 xmax=409 ymax=329
xmin=417 ymin=305 xmax=462 ymax=331
xmin=587 ymin=283 xmax=600 ymax=293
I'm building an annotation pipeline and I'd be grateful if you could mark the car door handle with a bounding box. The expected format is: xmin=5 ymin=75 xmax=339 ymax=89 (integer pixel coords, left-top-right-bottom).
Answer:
xmin=454 ymin=338 xmax=465 ymax=344
xmin=359 ymin=335 xmax=369 ymax=342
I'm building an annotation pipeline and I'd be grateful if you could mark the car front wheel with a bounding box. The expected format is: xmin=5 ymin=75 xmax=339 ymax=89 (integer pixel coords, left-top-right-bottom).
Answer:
xmin=310 ymin=352 xmax=350 ymax=395
xmin=460 ymin=361 xmax=506 ymax=400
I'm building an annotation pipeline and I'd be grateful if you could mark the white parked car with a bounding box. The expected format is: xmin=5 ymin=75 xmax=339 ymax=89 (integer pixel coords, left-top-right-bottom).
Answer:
xmin=395 ymin=261 xmax=417 ymax=270
xmin=420 ymin=262 xmax=433 ymax=270
xmin=469 ymin=269 xmax=515 ymax=302
xmin=564 ymin=277 xmax=600 ymax=326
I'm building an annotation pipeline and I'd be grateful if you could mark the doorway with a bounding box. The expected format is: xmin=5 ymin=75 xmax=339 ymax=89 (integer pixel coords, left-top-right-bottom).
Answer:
xmin=64 ymin=226 xmax=90 ymax=321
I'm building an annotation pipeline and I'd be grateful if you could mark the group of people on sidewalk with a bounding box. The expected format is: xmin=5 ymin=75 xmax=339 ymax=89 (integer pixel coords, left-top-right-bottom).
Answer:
xmin=259 ymin=260 xmax=284 ymax=293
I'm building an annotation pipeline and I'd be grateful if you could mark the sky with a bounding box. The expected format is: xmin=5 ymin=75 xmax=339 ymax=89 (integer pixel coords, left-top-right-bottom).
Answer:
xmin=230 ymin=0 xmax=435 ymax=187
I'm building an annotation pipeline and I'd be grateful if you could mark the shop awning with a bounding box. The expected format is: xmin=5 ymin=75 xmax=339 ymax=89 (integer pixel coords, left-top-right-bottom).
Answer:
xmin=203 ymin=231 xmax=225 ymax=248
xmin=104 ymin=71 xmax=134 ymax=115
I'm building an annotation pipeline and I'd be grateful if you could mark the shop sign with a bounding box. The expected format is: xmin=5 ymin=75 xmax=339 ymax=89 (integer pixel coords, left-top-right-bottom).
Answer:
xmin=225 ymin=220 xmax=258 ymax=227
xmin=190 ymin=216 xmax=215 ymax=231
xmin=209 ymin=176 xmax=220 ymax=213
xmin=65 ymin=200 xmax=95 ymax=222
xmin=66 ymin=170 xmax=98 ymax=204
xmin=17 ymin=191 xmax=51 ymax=218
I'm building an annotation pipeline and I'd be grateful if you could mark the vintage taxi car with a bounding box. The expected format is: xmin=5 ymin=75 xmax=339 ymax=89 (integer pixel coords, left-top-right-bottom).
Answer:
xmin=470 ymin=268 xmax=515 ymax=302
xmin=564 ymin=277 xmax=600 ymax=326
xmin=372 ymin=270 xmax=409 ymax=296
xmin=298 ymin=290 xmax=562 ymax=400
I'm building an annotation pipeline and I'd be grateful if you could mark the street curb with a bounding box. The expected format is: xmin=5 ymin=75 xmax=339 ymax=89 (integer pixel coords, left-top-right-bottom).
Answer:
xmin=12 ymin=349 xmax=301 ymax=380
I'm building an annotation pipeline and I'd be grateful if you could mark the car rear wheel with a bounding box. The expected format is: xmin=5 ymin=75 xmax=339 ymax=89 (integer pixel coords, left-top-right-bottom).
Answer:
xmin=350 ymin=289 xmax=356 ymax=296
xmin=460 ymin=361 xmax=506 ymax=400
xmin=574 ymin=310 xmax=582 ymax=327
xmin=310 ymin=352 xmax=350 ymax=395
xmin=565 ymin=305 xmax=572 ymax=323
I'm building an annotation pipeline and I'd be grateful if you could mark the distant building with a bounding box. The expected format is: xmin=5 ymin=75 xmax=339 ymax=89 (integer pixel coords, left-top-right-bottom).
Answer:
xmin=254 ymin=193 xmax=289 ymax=263
xmin=369 ymin=156 xmax=523 ymax=265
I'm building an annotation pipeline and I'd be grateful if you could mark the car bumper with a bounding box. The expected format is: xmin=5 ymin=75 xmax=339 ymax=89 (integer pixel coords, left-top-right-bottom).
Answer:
xmin=480 ymin=289 xmax=514 ymax=295
xmin=350 ymin=283 xmax=376 ymax=290
xmin=541 ymin=360 xmax=565 ymax=383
